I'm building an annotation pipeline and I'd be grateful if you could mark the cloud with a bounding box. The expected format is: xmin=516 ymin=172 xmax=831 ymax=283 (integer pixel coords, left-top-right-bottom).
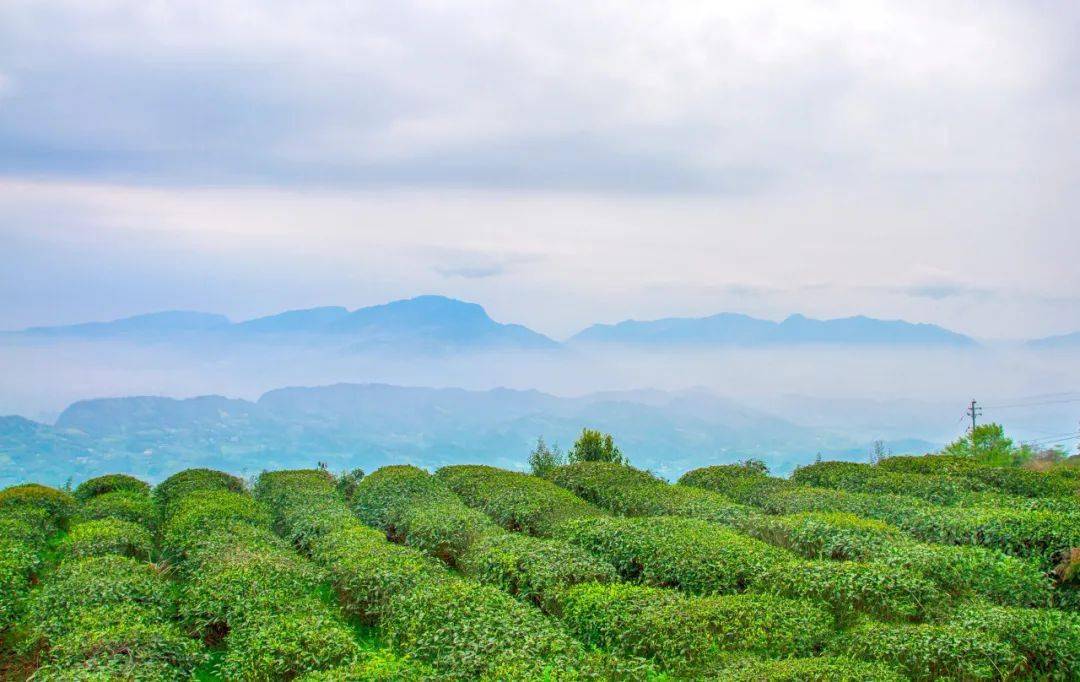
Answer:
xmin=0 ymin=1 xmax=1076 ymax=193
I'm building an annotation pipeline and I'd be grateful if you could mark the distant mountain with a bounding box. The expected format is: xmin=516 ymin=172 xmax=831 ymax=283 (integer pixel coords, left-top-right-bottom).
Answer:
xmin=1 ymin=382 xmax=877 ymax=487
xmin=24 ymin=311 xmax=230 ymax=337
xmin=1027 ymin=331 xmax=1080 ymax=349
xmin=570 ymin=312 xmax=976 ymax=347
xmin=14 ymin=296 xmax=558 ymax=352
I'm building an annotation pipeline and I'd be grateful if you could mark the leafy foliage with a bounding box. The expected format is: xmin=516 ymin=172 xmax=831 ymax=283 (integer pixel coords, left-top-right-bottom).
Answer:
xmin=74 ymin=473 xmax=151 ymax=501
xmin=568 ymin=428 xmax=625 ymax=465
xmin=59 ymin=518 xmax=154 ymax=561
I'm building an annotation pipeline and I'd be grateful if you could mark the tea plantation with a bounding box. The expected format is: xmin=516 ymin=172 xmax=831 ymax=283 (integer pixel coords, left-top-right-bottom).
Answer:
xmin=1 ymin=457 xmax=1078 ymax=680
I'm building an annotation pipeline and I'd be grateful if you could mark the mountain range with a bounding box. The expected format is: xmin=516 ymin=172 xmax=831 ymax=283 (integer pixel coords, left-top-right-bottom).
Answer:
xmin=0 ymin=383 xmax=933 ymax=488
xmin=7 ymin=294 xmax=1010 ymax=350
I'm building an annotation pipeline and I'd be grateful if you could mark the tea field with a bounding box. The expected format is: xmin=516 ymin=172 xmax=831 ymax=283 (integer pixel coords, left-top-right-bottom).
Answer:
xmin=1 ymin=456 xmax=1078 ymax=680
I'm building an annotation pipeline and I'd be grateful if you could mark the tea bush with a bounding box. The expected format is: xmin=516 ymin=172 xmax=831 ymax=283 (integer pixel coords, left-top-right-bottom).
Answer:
xmin=74 ymin=473 xmax=151 ymax=501
xmin=30 ymin=604 xmax=204 ymax=681
xmin=22 ymin=555 xmax=176 ymax=646
xmin=750 ymin=559 xmax=945 ymax=625
xmin=554 ymin=515 xmax=789 ymax=595
xmin=153 ymin=467 xmax=245 ymax=508
xmin=718 ymin=654 xmax=905 ymax=681
xmin=948 ymin=601 xmax=1080 ymax=679
xmin=298 ymin=650 xmax=437 ymax=681
xmin=548 ymin=461 xmax=754 ymax=524
xmin=435 ymin=464 xmax=603 ymax=535
xmin=0 ymin=483 xmax=76 ymax=522
xmin=559 ymin=582 xmax=832 ymax=671
xmin=459 ymin=532 xmax=618 ymax=612
xmin=382 ymin=577 xmax=593 ymax=680
xmin=831 ymin=620 xmax=1025 ymax=680
xmin=59 ymin=518 xmax=154 ymax=560
xmin=791 ymin=461 xmax=986 ymax=505
xmin=77 ymin=490 xmax=158 ymax=529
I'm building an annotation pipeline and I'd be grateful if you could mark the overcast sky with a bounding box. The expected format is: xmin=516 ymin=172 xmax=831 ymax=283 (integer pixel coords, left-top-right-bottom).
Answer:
xmin=1 ymin=0 xmax=1078 ymax=339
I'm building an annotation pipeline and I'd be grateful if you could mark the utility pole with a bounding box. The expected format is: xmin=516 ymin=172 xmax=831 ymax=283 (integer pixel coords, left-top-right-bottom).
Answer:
xmin=966 ymin=399 xmax=982 ymax=434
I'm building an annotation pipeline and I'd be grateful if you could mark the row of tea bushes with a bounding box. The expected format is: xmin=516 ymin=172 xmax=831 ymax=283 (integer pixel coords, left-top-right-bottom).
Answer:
xmin=19 ymin=474 xmax=205 ymax=680
xmin=543 ymin=462 xmax=947 ymax=622
xmin=0 ymin=484 xmax=74 ymax=634
xmin=158 ymin=469 xmax=365 ymax=680
xmin=878 ymin=455 xmax=1080 ymax=499
xmin=361 ymin=465 xmax=842 ymax=676
xmin=256 ymin=468 xmax=649 ymax=680
xmin=732 ymin=511 xmax=1053 ymax=607
xmin=680 ymin=464 xmax=1080 ymax=572
xmin=439 ymin=464 xmax=1074 ymax=679
xmin=790 ymin=461 xmax=988 ymax=506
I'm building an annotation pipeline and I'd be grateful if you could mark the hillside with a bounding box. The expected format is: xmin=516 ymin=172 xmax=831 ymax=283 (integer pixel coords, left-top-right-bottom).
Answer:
xmin=1 ymin=383 xmax=902 ymax=487
xmin=1 ymin=458 xmax=1077 ymax=680
xmin=571 ymin=312 xmax=977 ymax=347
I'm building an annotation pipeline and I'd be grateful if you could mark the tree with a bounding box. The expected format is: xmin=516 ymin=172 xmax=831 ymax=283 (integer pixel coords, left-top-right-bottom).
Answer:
xmin=528 ymin=436 xmax=565 ymax=476
xmin=569 ymin=428 xmax=625 ymax=465
xmin=870 ymin=439 xmax=891 ymax=464
xmin=942 ymin=423 xmax=1027 ymax=466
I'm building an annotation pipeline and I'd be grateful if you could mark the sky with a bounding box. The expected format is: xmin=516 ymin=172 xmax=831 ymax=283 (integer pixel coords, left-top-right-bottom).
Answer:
xmin=1 ymin=1 xmax=1079 ymax=340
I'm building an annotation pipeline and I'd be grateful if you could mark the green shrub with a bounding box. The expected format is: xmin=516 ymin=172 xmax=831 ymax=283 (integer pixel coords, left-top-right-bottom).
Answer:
xmin=948 ymin=601 xmax=1080 ymax=679
xmin=832 ymin=620 xmax=1025 ymax=680
xmin=718 ymin=655 xmax=905 ymax=682
xmin=218 ymin=610 xmax=361 ymax=680
xmin=435 ymin=464 xmax=603 ymax=536
xmin=311 ymin=525 xmax=447 ymax=624
xmin=298 ymin=651 xmax=437 ymax=681
xmin=750 ymin=559 xmax=945 ymax=624
xmin=335 ymin=468 xmax=365 ymax=502
xmin=179 ymin=543 xmax=327 ymax=634
xmin=559 ymin=583 xmax=832 ymax=672
xmin=548 ymin=461 xmax=754 ymax=524
xmin=0 ymin=542 xmax=39 ymax=630
xmin=154 ymin=468 xmax=244 ymax=508
xmin=877 ymin=454 xmax=985 ymax=476
xmin=791 ymin=461 xmax=986 ymax=505
xmin=160 ymin=489 xmax=271 ymax=563
xmin=393 ymin=500 xmax=498 ymax=563
xmin=0 ymin=505 xmax=50 ymax=547
xmin=382 ymin=577 xmax=588 ymax=680
xmin=739 ymin=511 xmax=903 ymax=560
xmin=74 ymin=473 xmax=151 ymax=501
xmin=352 ymin=465 xmax=458 ymax=531
xmin=77 ymin=490 xmax=158 ymax=529
xmin=558 ymin=582 xmax=718 ymax=673
xmin=33 ymin=604 xmax=205 ymax=680
xmin=60 ymin=518 xmax=154 ymax=560
xmin=0 ymin=483 xmax=76 ymax=522
xmin=22 ymin=555 xmax=175 ymax=644
xmin=554 ymin=515 xmax=789 ymax=595
xmin=877 ymin=542 xmax=1053 ymax=607
xmin=459 ymin=532 xmax=618 ymax=612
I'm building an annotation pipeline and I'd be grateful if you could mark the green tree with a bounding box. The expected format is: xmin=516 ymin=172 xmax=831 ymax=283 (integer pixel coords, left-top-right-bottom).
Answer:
xmin=528 ymin=436 xmax=565 ymax=476
xmin=568 ymin=428 xmax=625 ymax=465
xmin=942 ymin=423 xmax=1028 ymax=466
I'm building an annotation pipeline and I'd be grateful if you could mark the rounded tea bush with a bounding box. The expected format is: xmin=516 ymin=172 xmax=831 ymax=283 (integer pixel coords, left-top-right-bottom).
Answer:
xmin=23 ymin=555 xmax=175 ymax=644
xmin=34 ymin=604 xmax=205 ymax=680
xmin=154 ymin=468 xmax=244 ymax=508
xmin=460 ymin=532 xmax=618 ymax=612
xmin=949 ymin=601 xmax=1080 ymax=679
xmin=0 ymin=483 xmax=76 ymax=522
xmin=218 ymin=610 xmax=361 ymax=680
xmin=831 ymin=619 xmax=1025 ymax=680
xmin=719 ymin=654 xmax=905 ymax=682
xmin=60 ymin=518 xmax=154 ymax=560
xmin=298 ymin=651 xmax=438 ymax=681
xmin=383 ymin=577 xmax=587 ymax=679
xmin=77 ymin=490 xmax=158 ymax=529
xmin=74 ymin=473 xmax=151 ymax=501
xmin=435 ymin=464 xmax=603 ymax=536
